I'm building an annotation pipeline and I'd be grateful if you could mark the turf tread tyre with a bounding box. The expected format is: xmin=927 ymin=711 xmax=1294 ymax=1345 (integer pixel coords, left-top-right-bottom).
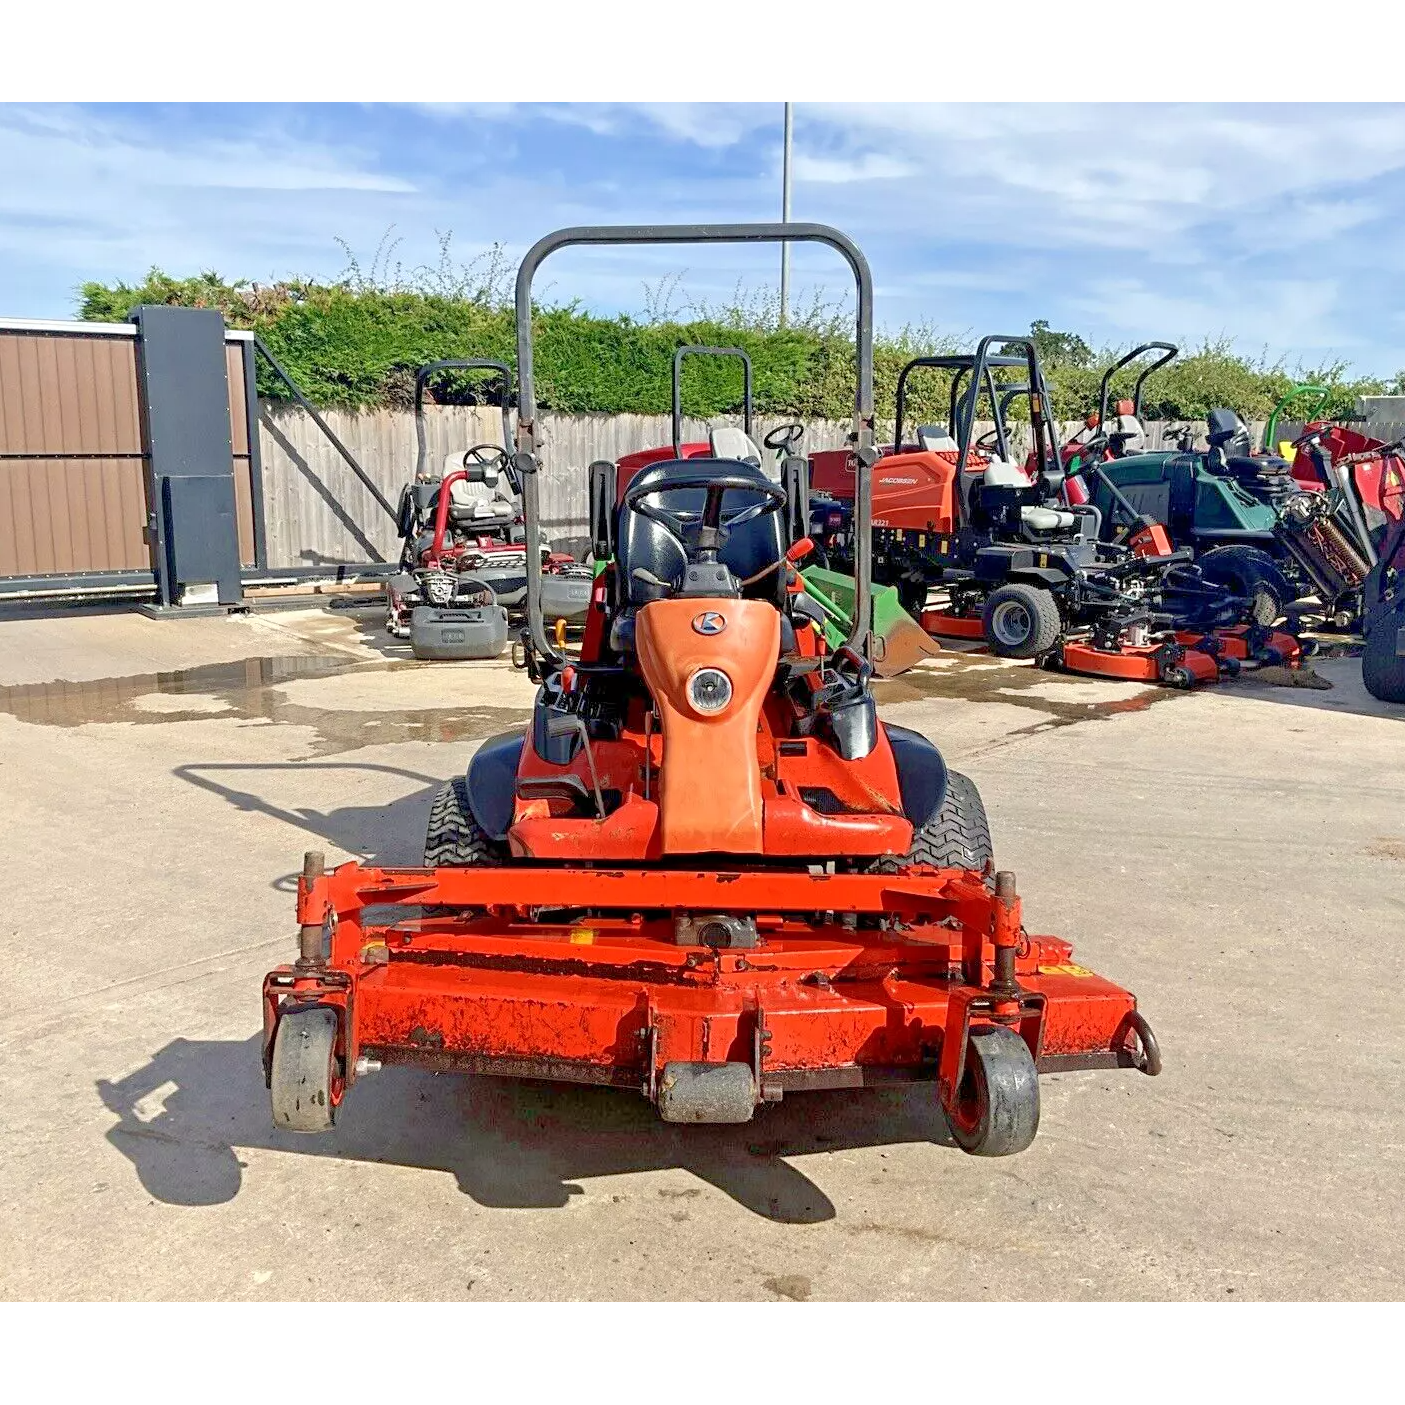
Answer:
xmin=1197 ymin=544 xmax=1287 ymax=627
xmin=424 ymin=776 xmax=498 ymax=867
xmin=883 ymin=770 xmax=993 ymax=874
xmin=982 ymin=583 xmax=1061 ymax=659
xmin=1362 ymin=613 xmax=1405 ymax=702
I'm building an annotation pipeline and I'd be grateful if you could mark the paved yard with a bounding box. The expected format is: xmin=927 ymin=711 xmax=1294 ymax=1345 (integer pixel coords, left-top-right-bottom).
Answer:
xmin=1 ymin=603 xmax=1401 ymax=1300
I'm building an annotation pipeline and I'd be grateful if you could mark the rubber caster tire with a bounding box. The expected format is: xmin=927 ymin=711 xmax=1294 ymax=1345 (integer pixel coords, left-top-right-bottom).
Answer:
xmin=982 ymin=583 xmax=1062 ymax=659
xmin=270 ymin=1005 xmax=340 ymax=1133
xmin=946 ymin=1025 xmax=1040 ymax=1157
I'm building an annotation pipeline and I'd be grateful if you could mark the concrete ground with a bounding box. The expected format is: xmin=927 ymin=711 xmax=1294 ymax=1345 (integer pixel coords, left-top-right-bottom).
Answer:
xmin=1 ymin=601 xmax=1401 ymax=1301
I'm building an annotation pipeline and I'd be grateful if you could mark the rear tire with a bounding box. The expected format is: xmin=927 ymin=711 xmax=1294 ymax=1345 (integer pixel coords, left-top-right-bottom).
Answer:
xmin=1197 ymin=544 xmax=1288 ymax=627
xmin=946 ymin=1025 xmax=1040 ymax=1157
xmin=270 ymin=1006 xmax=339 ymax=1134
xmin=1363 ymin=612 xmax=1405 ymax=702
xmin=982 ymin=583 xmax=1061 ymax=659
xmin=882 ymin=770 xmax=993 ymax=874
xmin=424 ymin=776 xmax=498 ymax=867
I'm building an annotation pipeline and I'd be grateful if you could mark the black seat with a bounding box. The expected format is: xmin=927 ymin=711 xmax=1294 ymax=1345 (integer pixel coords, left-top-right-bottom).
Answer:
xmin=615 ymin=457 xmax=787 ymax=606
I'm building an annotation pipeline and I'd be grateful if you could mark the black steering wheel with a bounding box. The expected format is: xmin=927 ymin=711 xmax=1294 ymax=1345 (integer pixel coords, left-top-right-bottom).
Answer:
xmin=764 ymin=423 xmax=805 ymax=452
xmin=974 ymin=427 xmax=1003 ymax=454
xmin=461 ymin=444 xmax=517 ymax=490
xmin=623 ymin=470 xmax=788 ymax=552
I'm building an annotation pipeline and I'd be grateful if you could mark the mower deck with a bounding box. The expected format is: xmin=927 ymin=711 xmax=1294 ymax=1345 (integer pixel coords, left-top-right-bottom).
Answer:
xmin=264 ymin=858 xmax=1158 ymax=1124
xmin=920 ymin=604 xmax=1301 ymax=688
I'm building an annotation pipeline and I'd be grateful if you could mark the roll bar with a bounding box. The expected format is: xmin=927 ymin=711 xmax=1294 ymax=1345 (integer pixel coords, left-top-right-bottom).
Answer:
xmin=894 ymin=353 xmax=1027 ymax=459
xmin=952 ymin=337 xmax=1063 ymax=524
xmin=514 ymin=223 xmax=876 ymax=669
xmin=413 ymin=359 xmax=514 ymax=478
xmin=1095 ymin=342 xmax=1177 ymax=433
xmin=671 ymin=345 xmax=753 ymax=457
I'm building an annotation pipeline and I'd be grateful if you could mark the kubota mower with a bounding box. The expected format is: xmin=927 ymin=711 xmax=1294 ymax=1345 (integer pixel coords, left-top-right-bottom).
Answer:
xmin=809 ymin=337 xmax=1276 ymax=686
xmin=387 ymin=359 xmax=592 ymax=658
xmin=262 ymin=223 xmax=1160 ymax=1154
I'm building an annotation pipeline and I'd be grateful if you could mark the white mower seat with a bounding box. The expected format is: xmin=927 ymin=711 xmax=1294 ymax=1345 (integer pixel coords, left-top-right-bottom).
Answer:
xmin=1111 ymin=413 xmax=1147 ymax=454
xmin=1021 ymin=506 xmax=1077 ymax=532
xmin=443 ymin=452 xmax=517 ymax=524
xmin=916 ymin=424 xmax=959 ymax=452
xmin=709 ymin=426 xmax=765 ymax=467
xmin=981 ymin=461 xmax=1075 ymax=533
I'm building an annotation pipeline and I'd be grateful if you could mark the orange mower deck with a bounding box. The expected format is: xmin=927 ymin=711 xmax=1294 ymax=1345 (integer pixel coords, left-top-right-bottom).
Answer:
xmin=263 ymin=858 xmax=1159 ymax=1124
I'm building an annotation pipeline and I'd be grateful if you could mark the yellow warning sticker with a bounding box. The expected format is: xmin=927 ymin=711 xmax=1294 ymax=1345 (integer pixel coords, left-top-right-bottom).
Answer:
xmin=918 ymin=533 xmax=926 ymax=547
xmin=569 ymin=930 xmax=596 ymax=945
xmin=1038 ymin=963 xmax=1094 ymax=977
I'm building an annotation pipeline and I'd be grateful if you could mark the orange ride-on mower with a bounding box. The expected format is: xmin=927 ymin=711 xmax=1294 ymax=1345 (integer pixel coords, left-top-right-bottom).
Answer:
xmin=262 ymin=224 xmax=1160 ymax=1155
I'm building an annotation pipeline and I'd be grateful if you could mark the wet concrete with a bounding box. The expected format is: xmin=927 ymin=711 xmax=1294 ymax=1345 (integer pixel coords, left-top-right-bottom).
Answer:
xmin=0 ymin=655 xmax=533 ymax=758
xmin=874 ymin=651 xmax=1171 ymax=730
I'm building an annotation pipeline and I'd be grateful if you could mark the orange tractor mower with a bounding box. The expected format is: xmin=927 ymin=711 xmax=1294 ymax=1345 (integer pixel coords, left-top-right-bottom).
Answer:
xmin=262 ymin=225 xmax=1160 ymax=1155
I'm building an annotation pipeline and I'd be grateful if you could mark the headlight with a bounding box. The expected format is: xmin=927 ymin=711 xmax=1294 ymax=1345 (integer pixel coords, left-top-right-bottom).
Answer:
xmin=686 ymin=667 xmax=733 ymax=715
xmin=423 ymin=570 xmax=455 ymax=606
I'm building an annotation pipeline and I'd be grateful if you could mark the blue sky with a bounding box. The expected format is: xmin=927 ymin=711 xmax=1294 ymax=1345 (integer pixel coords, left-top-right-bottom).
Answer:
xmin=3 ymin=102 xmax=1405 ymax=375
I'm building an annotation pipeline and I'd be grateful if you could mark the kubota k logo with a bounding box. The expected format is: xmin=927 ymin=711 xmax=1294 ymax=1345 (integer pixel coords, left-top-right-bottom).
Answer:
xmin=692 ymin=611 xmax=727 ymax=635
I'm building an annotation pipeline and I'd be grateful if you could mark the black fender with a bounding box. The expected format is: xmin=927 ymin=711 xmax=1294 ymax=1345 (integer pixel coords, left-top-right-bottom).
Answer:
xmin=1006 ymin=566 xmax=1069 ymax=589
xmin=465 ymin=731 xmax=524 ymax=841
xmin=883 ymin=722 xmax=949 ymax=831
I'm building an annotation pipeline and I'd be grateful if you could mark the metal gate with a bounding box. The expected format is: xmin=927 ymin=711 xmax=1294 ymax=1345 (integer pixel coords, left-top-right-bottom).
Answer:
xmin=0 ymin=317 xmax=261 ymax=601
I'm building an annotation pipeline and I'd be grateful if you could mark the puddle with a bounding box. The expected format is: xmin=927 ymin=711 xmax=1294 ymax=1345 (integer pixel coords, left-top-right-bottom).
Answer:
xmin=873 ymin=651 xmax=1174 ymax=730
xmin=0 ymin=655 xmax=533 ymax=757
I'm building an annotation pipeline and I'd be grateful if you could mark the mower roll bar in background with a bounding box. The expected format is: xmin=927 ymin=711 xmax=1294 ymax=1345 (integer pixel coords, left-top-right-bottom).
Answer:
xmin=953 ymin=337 xmax=1064 ymax=492
xmin=671 ymin=346 xmax=753 ymax=458
xmin=1096 ymin=342 xmax=1177 ymax=431
xmin=1264 ymin=383 xmax=1330 ymax=455
xmin=413 ymin=359 xmax=514 ymax=479
xmin=894 ymin=353 xmax=1028 ymax=462
xmin=515 ymin=223 xmax=877 ymax=669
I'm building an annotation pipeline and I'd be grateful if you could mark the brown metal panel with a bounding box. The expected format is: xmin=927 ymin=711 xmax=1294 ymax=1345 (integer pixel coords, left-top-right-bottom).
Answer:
xmin=0 ymin=459 xmax=149 ymax=575
xmin=53 ymin=336 xmax=83 ymax=452
xmin=226 ymin=342 xmax=250 ymax=456
xmin=233 ymin=455 xmax=256 ymax=566
xmin=0 ymin=336 xmax=25 ymax=453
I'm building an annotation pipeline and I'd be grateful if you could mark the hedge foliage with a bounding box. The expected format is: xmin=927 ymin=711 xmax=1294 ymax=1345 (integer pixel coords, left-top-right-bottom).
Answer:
xmin=78 ymin=267 xmax=1402 ymax=425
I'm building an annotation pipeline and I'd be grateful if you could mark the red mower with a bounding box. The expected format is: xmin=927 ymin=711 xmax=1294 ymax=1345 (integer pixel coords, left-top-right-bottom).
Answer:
xmin=387 ymin=358 xmax=592 ymax=658
xmin=262 ymin=224 xmax=1160 ymax=1156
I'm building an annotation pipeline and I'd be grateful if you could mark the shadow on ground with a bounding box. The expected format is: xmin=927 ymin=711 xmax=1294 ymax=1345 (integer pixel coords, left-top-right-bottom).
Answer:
xmin=173 ymin=761 xmax=446 ymax=875
xmin=96 ymin=1033 xmax=958 ymax=1223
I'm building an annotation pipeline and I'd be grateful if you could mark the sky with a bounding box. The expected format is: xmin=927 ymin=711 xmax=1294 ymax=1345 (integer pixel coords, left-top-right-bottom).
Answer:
xmin=2 ymin=101 xmax=1404 ymax=376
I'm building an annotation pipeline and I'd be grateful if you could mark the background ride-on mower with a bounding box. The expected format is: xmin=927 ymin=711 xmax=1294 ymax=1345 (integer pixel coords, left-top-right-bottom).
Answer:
xmin=387 ymin=359 xmax=592 ymax=659
xmin=1086 ymin=397 xmax=1398 ymax=634
xmin=262 ymin=223 xmax=1160 ymax=1155
xmin=810 ymin=337 xmax=1275 ymax=686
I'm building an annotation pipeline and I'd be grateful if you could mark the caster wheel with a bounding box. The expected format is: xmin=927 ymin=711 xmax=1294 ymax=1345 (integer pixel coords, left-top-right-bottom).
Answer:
xmin=946 ymin=1024 xmax=1040 ymax=1157
xmin=270 ymin=1005 xmax=341 ymax=1133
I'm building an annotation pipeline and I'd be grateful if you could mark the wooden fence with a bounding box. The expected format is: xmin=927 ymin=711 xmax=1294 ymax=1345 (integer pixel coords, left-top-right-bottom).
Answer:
xmin=256 ymin=406 xmax=1268 ymax=568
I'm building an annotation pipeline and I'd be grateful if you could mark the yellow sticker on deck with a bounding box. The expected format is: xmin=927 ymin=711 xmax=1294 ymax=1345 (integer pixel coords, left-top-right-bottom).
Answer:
xmin=1037 ymin=963 xmax=1094 ymax=977
xmin=569 ymin=930 xmax=596 ymax=945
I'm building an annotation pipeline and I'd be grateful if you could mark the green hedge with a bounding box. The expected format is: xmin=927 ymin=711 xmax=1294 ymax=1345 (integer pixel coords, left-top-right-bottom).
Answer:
xmin=78 ymin=268 xmax=1400 ymax=423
